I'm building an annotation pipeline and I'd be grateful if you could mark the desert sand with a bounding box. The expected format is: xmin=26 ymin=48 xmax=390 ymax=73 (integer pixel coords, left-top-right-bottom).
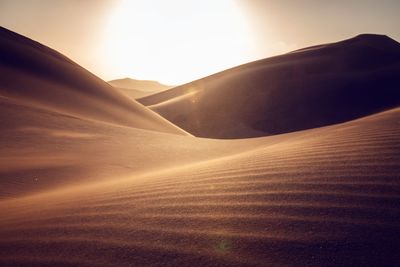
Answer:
xmin=0 ymin=27 xmax=186 ymax=136
xmin=0 ymin=26 xmax=399 ymax=266
xmin=108 ymin=78 xmax=173 ymax=99
xmin=139 ymin=34 xmax=400 ymax=139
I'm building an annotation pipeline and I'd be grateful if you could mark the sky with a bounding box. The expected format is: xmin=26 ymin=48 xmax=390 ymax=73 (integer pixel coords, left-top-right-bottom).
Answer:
xmin=1 ymin=0 xmax=400 ymax=85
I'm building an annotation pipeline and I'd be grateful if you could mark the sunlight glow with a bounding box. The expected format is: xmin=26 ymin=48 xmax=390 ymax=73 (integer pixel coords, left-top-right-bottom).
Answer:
xmin=101 ymin=0 xmax=256 ymax=85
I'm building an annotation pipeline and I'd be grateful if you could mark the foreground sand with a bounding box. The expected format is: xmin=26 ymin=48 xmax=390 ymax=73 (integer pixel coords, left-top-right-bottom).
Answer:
xmin=0 ymin=107 xmax=399 ymax=266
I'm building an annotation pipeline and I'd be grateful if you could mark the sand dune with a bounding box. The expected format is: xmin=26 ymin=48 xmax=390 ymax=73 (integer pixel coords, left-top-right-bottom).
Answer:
xmin=0 ymin=27 xmax=187 ymax=135
xmin=139 ymin=34 xmax=400 ymax=138
xmin=0 ymin=94 xmax=268 ymax=198
xmin=108 ymin=78 xmax=173 ymax=99
xmin=109 ymin=86 xmax=157 ymax=99
xmin=0 ymin=108 xmax=399 ymax=266
xmin=1 ymin=27 xmax=399 ymax=266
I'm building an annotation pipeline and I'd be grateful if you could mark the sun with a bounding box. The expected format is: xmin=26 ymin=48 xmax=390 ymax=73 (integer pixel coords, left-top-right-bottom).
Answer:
xmin=101 ymin=0 xmax=255 ymax=85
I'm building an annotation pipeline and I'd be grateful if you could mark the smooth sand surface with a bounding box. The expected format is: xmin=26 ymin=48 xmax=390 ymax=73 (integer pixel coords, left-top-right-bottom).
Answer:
xmin=139 ymin=34 xmax=400 ymax=138
xmin=108 ymin=78 xmax=173 ymax=99
xmin=1 ymin=27 xmax=400 ymax=266
xmin=110 ymin=86 xmax=156 ymax=99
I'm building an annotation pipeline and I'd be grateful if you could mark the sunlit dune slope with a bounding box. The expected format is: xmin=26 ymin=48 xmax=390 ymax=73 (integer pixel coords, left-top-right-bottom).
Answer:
xmin=0 ymin=94 xmax=266 ymax=198
xmin=0 ymin=27 xmax=187 ymax=135
xmin=0 ymin=108 xmax=399 ymax=266
xmin=139 ymin=34 xmax=400 ymax=138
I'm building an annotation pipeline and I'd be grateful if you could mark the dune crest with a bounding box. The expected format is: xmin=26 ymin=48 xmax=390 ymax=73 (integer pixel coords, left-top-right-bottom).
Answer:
xmin=139 ymin=34 xmax=400 ymax=138
xmin=0 ymin=27 xmax=188 ymax=135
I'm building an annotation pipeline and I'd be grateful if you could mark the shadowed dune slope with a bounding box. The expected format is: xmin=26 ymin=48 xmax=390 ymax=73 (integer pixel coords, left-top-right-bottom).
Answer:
xmin=0 ymin=27 xmax=187 ymax=135
xmin=0 ymin=108 xmax=399 ymax=266
xmin=139 ymin=34 xmax=400 ymax=138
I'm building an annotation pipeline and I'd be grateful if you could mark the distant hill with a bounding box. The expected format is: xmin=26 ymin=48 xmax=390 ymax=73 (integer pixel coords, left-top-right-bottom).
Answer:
xmin=108 ymin=78 xmax=173 ymax=99
xmin=139 ymin=34 xmax=400 ymax=138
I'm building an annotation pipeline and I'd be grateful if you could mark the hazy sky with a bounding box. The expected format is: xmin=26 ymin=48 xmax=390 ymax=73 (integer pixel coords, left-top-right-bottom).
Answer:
xmin=1 ymin=0 xmax=400 ymax=84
